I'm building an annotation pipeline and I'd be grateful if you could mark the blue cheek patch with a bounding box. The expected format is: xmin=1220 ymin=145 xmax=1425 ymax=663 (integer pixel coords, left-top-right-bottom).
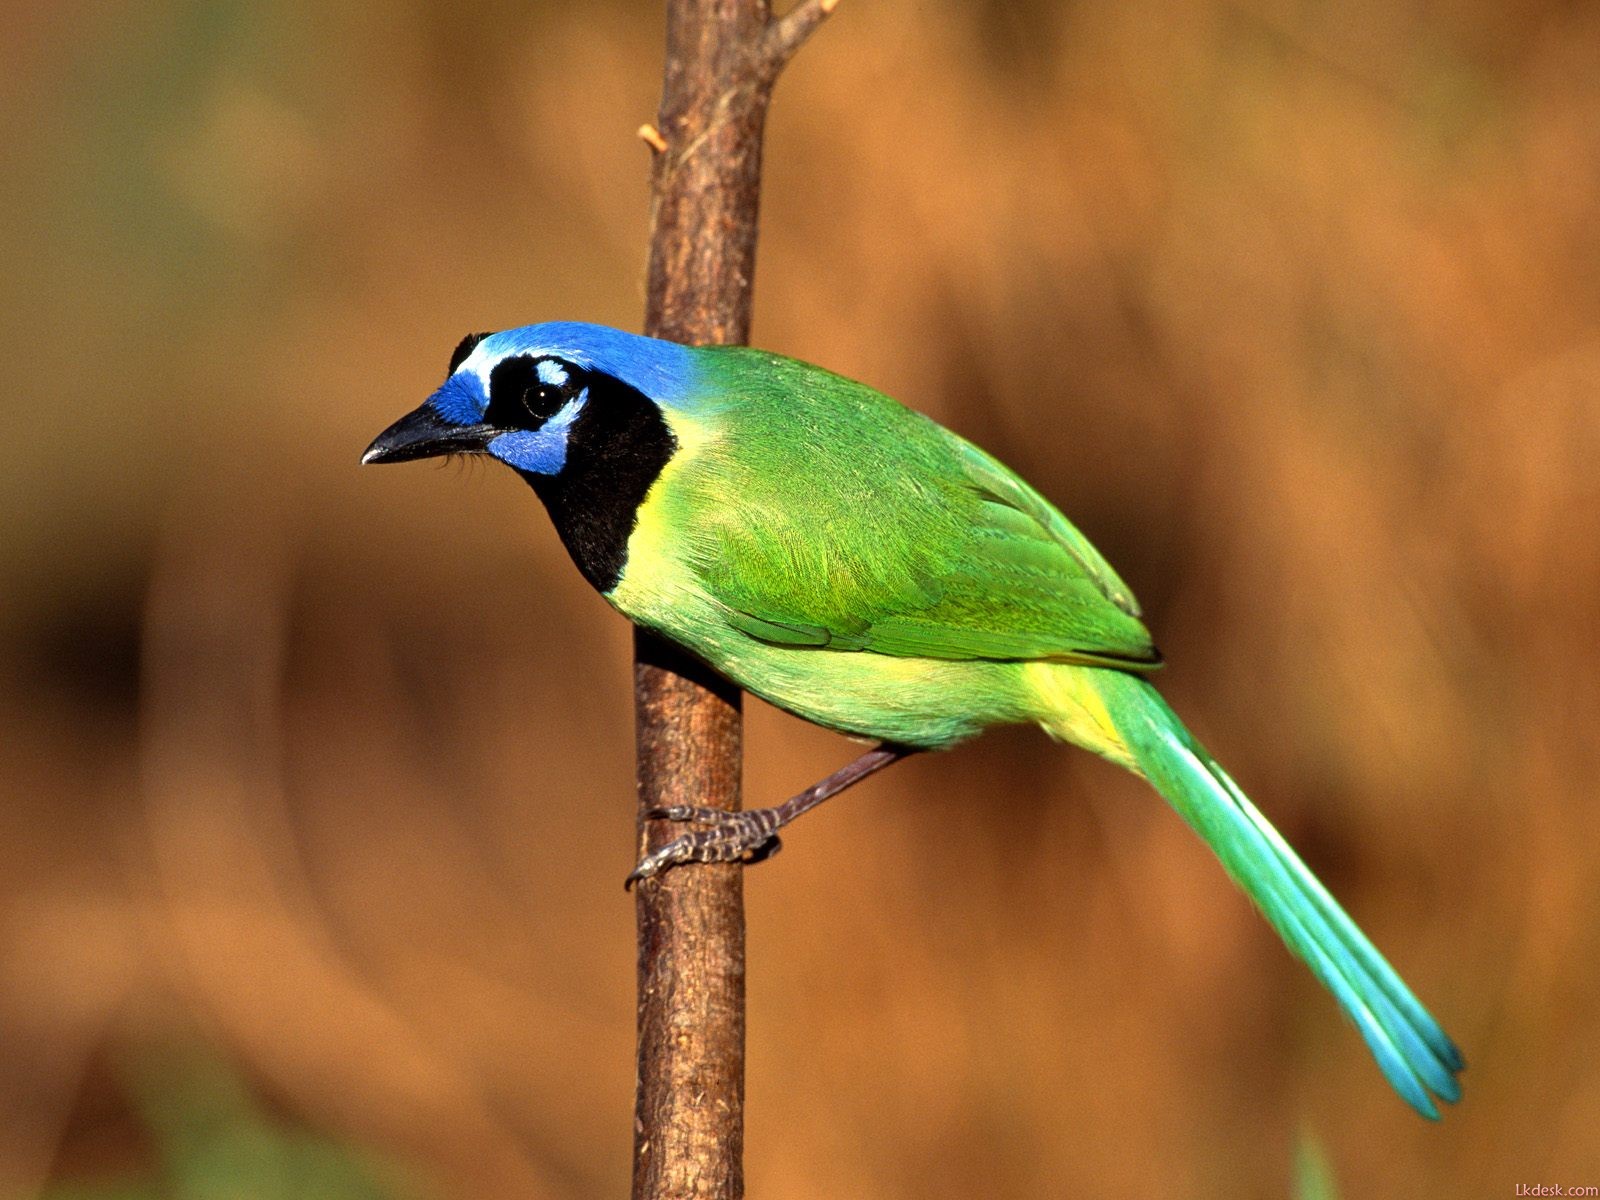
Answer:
xmin=489 ymin=427 xmax=568 ymax=474
xmin=487 ymin=390 xmax=588 ymax=475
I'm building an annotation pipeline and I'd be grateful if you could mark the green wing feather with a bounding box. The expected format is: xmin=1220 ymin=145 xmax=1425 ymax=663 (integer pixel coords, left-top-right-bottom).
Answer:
xmin=672 ymin=348 xmax=1160 ymax=670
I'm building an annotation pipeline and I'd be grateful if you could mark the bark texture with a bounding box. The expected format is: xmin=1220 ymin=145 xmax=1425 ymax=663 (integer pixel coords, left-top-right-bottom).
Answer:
xmin=632 ymin=4 xmax=834 ymax=1198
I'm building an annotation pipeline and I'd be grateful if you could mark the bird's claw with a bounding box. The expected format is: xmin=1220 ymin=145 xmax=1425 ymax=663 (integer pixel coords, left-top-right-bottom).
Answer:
xmin=625 ymin=807 xmax=784 ymax=889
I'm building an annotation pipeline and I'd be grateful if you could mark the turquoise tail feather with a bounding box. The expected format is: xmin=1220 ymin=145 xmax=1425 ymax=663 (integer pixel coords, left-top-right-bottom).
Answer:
xmin=1093 ymin=671 xmax=1463 ymax=1118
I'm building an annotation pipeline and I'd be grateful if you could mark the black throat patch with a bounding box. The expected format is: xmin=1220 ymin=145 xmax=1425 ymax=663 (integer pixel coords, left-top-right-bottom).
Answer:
xmin=517 ymin=372 xmax=677 ymax=594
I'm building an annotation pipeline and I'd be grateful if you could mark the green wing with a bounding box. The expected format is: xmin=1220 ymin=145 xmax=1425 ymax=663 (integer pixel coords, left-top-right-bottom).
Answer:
xmin=670 ymin=349 xmax=1160 ymax=670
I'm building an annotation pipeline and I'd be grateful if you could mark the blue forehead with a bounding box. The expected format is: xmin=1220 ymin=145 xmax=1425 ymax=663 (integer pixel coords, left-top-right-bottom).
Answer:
xmin=427 ymin=321 xmax=699 ymax=423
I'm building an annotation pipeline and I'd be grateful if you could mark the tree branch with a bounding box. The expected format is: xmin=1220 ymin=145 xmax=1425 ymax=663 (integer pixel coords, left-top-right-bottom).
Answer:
xmin=632 ymin=2 xmax=835 ymax=1198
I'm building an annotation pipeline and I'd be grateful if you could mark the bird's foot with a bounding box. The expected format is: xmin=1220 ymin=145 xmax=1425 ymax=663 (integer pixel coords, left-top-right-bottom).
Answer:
xmin=624 ymin=744 xmax=916 ymax=890
xmin=624 ymin=806 xmax=785 ymax=889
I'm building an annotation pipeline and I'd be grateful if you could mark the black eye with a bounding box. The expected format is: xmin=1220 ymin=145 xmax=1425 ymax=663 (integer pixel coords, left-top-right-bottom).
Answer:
xmin=447 ymin=331 xmax=489 ymax=376
xmin=523 ymin=383 xmax=565 ymax=419
xmin=485 ymin=356 xmax=580 ymax=431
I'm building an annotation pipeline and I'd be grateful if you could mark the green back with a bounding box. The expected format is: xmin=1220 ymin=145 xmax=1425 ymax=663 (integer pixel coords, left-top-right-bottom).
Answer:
xmin=658 ymin=347 xmax=1159 ymax=670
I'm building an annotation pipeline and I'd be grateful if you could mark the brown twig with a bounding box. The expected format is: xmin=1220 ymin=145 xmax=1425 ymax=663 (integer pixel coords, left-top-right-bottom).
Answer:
xmin=632 ymin=2 xmax=835 ymax=1198
xmin=762 ymin=0 xmax=839 ymax=76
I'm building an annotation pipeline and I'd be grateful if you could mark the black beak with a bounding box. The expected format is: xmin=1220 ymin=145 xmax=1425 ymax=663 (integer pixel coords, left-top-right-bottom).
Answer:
xmin=361 ymin=404 xmax=497 ymax=465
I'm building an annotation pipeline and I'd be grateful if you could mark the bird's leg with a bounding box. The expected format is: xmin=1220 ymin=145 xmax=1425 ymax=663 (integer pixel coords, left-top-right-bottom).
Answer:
xmin=625 ymin=743 xmax=917 ymax=888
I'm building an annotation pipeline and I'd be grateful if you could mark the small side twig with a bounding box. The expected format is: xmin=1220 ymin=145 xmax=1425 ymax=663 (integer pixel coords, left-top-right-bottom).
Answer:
xmin=761 ymin=0 xmax=840 ymax=76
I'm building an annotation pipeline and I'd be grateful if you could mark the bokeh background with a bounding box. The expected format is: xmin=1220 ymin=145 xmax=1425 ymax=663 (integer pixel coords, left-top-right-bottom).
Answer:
xmin=5 ymin=0 xmax=1599 ymax=1195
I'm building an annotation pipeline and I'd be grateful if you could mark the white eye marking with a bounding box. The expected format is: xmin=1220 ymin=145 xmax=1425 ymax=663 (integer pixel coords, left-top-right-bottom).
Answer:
xmin=547 ymin=387 xmax=588 ymax=433
xmin=536 ymin=360 xmax=570 ymax=386
xmin=464 ymin=344 xmax=495 ymax=395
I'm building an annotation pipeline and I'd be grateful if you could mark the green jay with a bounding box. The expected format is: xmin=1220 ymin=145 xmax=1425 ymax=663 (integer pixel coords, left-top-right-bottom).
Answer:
xmin=364 ymin=321 xmax=1463 ymax=1118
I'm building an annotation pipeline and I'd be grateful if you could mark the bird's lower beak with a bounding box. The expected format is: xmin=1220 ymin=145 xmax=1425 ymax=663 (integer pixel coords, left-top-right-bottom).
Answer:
xmin=361 ymin=404 xmax=497 ymax=465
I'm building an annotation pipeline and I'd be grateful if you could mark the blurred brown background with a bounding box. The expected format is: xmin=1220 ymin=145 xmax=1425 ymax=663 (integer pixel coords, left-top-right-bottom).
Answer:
xmin=4 ymin=0 xmax=1598 ymax=1195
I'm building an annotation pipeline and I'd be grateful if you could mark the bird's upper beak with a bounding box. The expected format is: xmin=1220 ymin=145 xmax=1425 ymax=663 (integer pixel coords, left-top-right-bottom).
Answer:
xmin=361 ymin=403 xmax=497 ymax=465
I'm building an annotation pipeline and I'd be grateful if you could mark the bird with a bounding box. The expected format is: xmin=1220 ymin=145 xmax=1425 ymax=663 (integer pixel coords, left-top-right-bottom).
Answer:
xmin=363 ymin=320 xmax=1463 ymax=1119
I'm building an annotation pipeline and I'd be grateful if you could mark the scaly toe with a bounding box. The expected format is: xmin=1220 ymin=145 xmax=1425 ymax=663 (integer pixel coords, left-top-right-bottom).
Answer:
xmin=624 ymin=822 xmax=783 ymax=889
xmin=643 ymin=804 xmax=721 ymax=823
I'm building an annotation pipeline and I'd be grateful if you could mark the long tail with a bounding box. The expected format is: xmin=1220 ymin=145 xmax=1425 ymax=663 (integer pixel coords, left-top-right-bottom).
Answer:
xmin=1040 ymin=666 xmax=1463 ymax=1118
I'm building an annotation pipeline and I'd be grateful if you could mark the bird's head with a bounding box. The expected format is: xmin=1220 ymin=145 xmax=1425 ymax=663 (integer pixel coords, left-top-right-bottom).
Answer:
xmin=362 ymin=321 xmax=696 ymax=477
xmin=363 ymin=322 xmax=700 ymax=591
